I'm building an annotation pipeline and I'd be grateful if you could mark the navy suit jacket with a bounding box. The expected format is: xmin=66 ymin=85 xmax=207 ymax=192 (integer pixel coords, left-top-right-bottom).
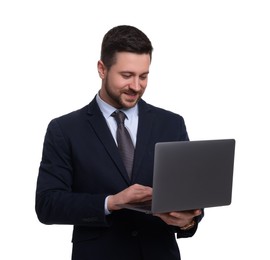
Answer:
xmin=36 ymin=97 xmax=203 ymax=260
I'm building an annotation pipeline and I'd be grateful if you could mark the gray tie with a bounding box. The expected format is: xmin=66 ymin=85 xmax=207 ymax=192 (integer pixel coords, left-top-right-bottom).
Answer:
xmin=112 ymin=111 xmax=134 ymax=178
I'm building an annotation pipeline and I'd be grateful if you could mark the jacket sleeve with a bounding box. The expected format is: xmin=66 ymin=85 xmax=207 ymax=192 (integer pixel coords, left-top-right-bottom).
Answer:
xmin=35 ymin=119 xmax=109 ymax=227
xmin=175 ymin=210 xmax=204 ymax=238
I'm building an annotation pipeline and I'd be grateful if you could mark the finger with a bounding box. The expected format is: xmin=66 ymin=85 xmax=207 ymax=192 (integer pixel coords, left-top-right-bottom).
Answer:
xmin=194 ymin=209 xmax=202 ymax=216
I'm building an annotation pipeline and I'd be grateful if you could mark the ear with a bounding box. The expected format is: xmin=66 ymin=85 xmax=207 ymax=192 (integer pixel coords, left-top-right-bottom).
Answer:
xmin=97 ymin=60 xmax=106 ymax=79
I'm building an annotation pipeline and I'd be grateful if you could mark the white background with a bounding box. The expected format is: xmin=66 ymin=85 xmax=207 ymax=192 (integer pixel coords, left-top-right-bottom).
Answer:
xmin=1 ymin=0 xmax=269 ymax=259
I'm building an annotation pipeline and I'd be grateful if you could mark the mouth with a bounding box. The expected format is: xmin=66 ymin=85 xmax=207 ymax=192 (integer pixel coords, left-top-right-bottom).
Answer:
xmin=123 ymin=91 xmax=139 ymax=99
xmin=120 ymin=91 xmax=142 ymax=108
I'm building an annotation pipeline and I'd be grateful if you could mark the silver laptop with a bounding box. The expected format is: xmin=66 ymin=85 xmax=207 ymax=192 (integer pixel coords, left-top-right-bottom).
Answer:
xmin=119 ymin=139 xmax=235 ymax=214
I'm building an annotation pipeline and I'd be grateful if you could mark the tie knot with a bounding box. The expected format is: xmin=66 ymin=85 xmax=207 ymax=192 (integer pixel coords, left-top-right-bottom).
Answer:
xmin=112 ymin=111 xmax=126 ymax=125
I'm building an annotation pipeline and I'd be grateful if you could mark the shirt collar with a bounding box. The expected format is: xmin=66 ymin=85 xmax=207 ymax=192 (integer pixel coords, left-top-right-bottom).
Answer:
xmin=96 ymin=93 xmax=138 ymax=120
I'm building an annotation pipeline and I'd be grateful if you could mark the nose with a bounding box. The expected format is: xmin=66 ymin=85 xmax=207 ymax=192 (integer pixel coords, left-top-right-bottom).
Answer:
xmin=129 ymin=77 xmax=141 ymax=91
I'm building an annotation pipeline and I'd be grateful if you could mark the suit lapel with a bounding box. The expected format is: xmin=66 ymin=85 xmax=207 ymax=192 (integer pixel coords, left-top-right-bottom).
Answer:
xmin=131 ymin=100 xmax=154 ymax=182
xmin=86 ymin=98 xmax=131 ymax=184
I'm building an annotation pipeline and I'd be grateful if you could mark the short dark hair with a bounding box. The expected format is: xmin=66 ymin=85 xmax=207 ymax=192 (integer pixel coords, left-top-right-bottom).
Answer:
xmin=100 ymin=25 xmax=153 ymax=69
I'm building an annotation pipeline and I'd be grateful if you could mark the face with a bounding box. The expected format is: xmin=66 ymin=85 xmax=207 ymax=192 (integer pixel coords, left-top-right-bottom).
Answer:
xmin=98 ymin=52 xmax=151 ymax=109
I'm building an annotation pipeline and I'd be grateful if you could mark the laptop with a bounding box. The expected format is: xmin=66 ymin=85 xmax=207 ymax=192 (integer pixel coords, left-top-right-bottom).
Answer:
xmin=119 ymin=139 xmax=236 ymax=214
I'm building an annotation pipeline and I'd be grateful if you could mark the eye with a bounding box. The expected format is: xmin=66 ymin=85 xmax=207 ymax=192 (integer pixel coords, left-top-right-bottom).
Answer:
xmin=121 ymin=73 xmax=132 ymax=79
xmin=140 ymin=74 xmax=148 ymax=80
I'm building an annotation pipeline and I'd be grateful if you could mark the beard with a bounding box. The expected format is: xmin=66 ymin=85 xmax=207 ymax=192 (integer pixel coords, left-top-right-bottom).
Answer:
xmin=103 ymin=78 xmax=144 ymax=109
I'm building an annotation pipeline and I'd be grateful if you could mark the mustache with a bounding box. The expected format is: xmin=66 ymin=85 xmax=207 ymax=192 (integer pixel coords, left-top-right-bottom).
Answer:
xmin=124 ymin=88 xmax=141 ymax=95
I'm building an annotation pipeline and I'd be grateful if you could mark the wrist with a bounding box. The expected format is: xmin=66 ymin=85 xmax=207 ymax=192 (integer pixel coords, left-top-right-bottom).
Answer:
xmin=107 ymin=195 xmax=120 ymax=211
xmin=180 ymin=219 xmax=196 ymax=231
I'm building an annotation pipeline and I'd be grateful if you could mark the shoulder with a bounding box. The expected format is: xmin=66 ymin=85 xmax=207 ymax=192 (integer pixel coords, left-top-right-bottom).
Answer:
xmin=49 ymin=97 xmax=99 ymax=126
xmin=138 ymin=99 xmax=189 ymax=141
xmin=46 ymin=97 xmax=100 ymax=136
xmin=50 ymin=105 xmax=88 ymax=126
xmin=139 ymin=99 xmax=185 ymax=121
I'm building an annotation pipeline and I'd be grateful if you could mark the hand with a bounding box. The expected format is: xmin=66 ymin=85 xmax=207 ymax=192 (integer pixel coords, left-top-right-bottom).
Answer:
xmin=107 ymin=184 xmax=152 ymax=211
xmin=154 ymin=209 xmax=202 ymax=228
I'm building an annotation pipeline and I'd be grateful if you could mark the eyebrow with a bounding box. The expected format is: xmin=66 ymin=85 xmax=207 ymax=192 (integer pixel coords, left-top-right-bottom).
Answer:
xmin=120 ymin=71 xmax=149 ymax=75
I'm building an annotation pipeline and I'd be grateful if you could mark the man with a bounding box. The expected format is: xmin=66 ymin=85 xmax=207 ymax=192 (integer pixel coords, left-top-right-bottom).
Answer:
xmin=36 ymin=25 xmax=203 ymax=260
